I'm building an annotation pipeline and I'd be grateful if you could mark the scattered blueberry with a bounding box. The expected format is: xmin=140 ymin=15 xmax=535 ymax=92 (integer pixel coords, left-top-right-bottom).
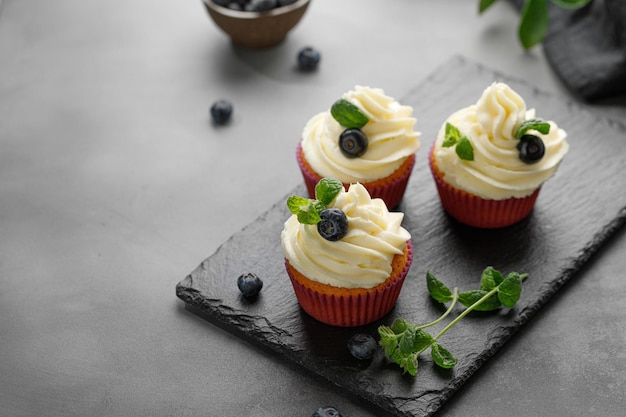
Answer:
xmin=237 ymin=272 xmax=263 ymax=298
xmin=517 ymin=134 xmax=545 ymax=164
xmin=210 ymin=99 xmax=233 ymax=125
xmin=212 ymin=0 xmax=297 ymax=11
xmin=339 ymin=128 xmax=368 ymax=158
xmin=297 ymin=46 xmax=321 ymax=71
xmin=347 ymin=333 xmax=377 ymax=360
xmin=278 ymin=0 xmax=298 ymax=5
xmin=212 ymin=0 xmax=230 ymax=6
xmin=311 ymin=406 xmax=342 ymax=417
xmin=317 ymin=208 xmax=348 ymax=241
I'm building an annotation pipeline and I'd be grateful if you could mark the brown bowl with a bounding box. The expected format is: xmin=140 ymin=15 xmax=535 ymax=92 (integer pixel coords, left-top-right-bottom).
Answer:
xmin=203 ymin=0 xmax=311 ymax=49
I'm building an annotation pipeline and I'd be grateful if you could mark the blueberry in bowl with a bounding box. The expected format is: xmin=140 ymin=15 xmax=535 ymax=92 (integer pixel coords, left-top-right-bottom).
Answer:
xmin=204 ymin=0 xmax=311 ymax=49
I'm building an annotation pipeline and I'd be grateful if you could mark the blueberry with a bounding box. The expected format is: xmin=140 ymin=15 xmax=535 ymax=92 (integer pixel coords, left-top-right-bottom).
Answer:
xmin=311 ymin=406 xmax=342 ymax=417
xmin=210 ymin=99 xmax=233 ymax=125
xmin=237 ymin=273 xmax=263 ymax=298
xmin=297 ymin=46 xmax=321 ymax=71
xmin=278 ymin=0 xmax=298 ymax=5
xmin=317 ymin=208 xmax=348 ymax=241
xmin=339 ymin=128 xmax=368 ymax=158
xmin=248 ymin=0 xmax=277 ymax=12
xmin=212 ymin=0 xmax=231 ymax=6
xmin=517 ymin=134 xmax=545 ymax=164
xmin=347 ymin=333 xmax=377 ymax=360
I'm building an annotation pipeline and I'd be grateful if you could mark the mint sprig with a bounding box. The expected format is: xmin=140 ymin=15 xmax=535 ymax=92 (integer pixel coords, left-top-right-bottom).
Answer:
xmin=330 ymin=99 xmax=369 ymax=129
xmin=515 ymin=118 xmax=551 ymax=139
xmin=442 ymin=122 xmax=474 ymax=161
xmin=479 ymin=0 xmax=591 ymax=50
xmin=378 ymin=267 xmax=527 ymax=376
xmin=287 ymin=178 xmax=343 ymax=225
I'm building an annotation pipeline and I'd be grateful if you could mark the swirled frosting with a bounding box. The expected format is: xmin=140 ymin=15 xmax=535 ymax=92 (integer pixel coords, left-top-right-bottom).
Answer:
xmin=433 ymin=82 xmax=569 ymax=199
xmin=281 ymin=183 xmax=410 ymax=289
xmin=301 ymin=86 xmax=420 ymax=183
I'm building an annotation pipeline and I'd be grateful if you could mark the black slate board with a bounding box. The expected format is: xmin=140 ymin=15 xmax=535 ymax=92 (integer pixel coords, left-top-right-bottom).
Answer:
xmin=176 ymin=56 xmax=626 ymax=417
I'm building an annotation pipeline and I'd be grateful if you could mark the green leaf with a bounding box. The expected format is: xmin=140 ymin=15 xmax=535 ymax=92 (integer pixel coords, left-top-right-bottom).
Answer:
xmin=455 ymin=137 xmax=474 ymax=161
xmin=315 ymin=178 xmax=343 ymax=205
xmin=399 ymin=325 xmax=416 ymax=355
xmin=287 ymin=195 xmax=310 ymax=215
xmin=391 ymin=350 xmax=418 ymax=376
xmin=390 ymin=318 xmax=411 ymax=334
xmin=443 ymin=122 xmax=462 ymax=147
xmin=516 ymin=118 xmax=551 ymax=138
xmin=330 ymin=99 xmax=369 ymax=129
xmin=378 ymin=327 xmax=398 ymax=359
xmin=458 ymin=290 xmax=502 ymax=311
xmin=479 ymin=0 xmax=499 ymax=13
xmin=426 ymin=271 xmax=454 ymax=303
xmin=412 ymin=329 xmax=435 ymax=353
xmin=497 ymin=271 xmax=523 ymax=307
xmin=519 ymin=0 xmax=549 ymax=49
xmin=431 ymin=342 xmax=457 ymax=369
xmin=480 ymin=266 xmax=504 ymax=291
xmin=550 ymin=0 xmax=592 ymax=9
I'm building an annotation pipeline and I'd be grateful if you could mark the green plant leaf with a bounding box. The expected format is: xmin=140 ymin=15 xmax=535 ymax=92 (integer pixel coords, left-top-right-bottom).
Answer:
xmin=286 ymin=196 xmax=325 ymax=225
xmin=516 ymin=118 xmax=551 ymax=138
xmin=458 ymin=290 xmax=502 ymax=311
xmin=392 ymin=351 xmax=418 ymax=376
xmin=519 ymin=0 xmax=549 ymax=49
xmin=390 ymin=317 xmax=411 ymax=334
xmin=412 ymin=329 xmax=435 ymax=352
xmin=497 ymin=271 xmax=523 ymax=307
xmin=431 ymin=342 xmax=457 ymax=369
xmin=479 ymin=0 xmax=499 ymax=13
xmin=480 ymin=266 xmax=504 ymax=291
xmin=330 ymin=99 xmax=369 ymax=129
xmin=426 ymin=271 xmax=454 ymax=303
xmin=550 ymin=0 xmax=592 ymax=9
xmin=443 ymin=122 xmax=462 ymax=147
xmin=399 ymin=325 xmax=416 ymax=355
xmin=315 ymin=178 xmax=343 ymax=205
xmin=455 ymin=137 xmax=475 ymax=161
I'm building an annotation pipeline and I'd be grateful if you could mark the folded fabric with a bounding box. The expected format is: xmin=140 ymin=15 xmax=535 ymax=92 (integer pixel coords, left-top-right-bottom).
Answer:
xmin=510 ymin=0 xmax=626 ymax=102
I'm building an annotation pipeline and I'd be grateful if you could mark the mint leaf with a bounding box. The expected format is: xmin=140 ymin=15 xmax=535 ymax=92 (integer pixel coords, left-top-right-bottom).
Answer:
xmin=551 ymin=0 xmax=592 ymax=8
xmin=455 ymin=137 xmax=474 ymax=161
xmin=497 ymin=272 xmax=523 ymax=307
xmin=412 ymin=329 xmax=435 ymax=352
xmin=519 ymin=0 xmax=549 ymax=49
xmin=431 ymin=342 xmax=457 ymax=369
xmin=330 ymin=99 xmax=369 ymax=129
xmin=286 ymin=196 xmax=325 ymax=224
xmin=315 ymin=178 xmax=343 ymax=205
xmin=516 ymin=118 xmax=551 ymax=138
xmin=458 ymin=290 xmax=502 ymax=311
xmin=443 ymin=122 xmax=462 ymax=147
xmin=399 ymin=325 xmax=416 ymax=355
xmin=427 ymin=271 xmax=454 ymax=303
xmin=390 ymin=317 xmax=411 ymax=334
xmin=391 ymin=350 xmax=418 ymax=376
xmin=479 ymin=0 xmax=499 ymax=13
xmin=480 ymin=266 xmax=504 ymax=291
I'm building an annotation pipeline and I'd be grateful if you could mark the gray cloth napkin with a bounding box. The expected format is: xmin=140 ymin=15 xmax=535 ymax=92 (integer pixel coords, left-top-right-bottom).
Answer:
xmin=512 ymin=0 xmax=626 ymax=102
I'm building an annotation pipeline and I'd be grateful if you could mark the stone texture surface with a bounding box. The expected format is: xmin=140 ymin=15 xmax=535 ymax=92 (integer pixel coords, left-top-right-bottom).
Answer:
xmin=176 ymin=56 xmax=626 ymax=417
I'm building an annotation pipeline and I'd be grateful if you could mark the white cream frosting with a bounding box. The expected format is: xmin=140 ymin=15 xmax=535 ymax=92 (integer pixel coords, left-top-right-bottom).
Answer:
xmin=433 ymin=82 xmax=569 ymax=199
xmin=281 ymin=183 xmax=410 ymax=289
xmin=301 ymin=86 xmax=420 ymax=183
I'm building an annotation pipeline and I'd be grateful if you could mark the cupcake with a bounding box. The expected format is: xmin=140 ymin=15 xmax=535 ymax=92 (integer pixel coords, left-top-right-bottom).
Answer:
xmin=281 ymin=178 xmax=413 ymax=327
xmin=297 ymin=86 xmax=420 ymax=209
xmin=429 ymin=82 xmax=569 ymax=228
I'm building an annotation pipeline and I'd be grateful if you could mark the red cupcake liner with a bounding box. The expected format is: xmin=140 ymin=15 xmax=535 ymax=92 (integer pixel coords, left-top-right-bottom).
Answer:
xmin=285 ymin=240 xmax=413 ymax=327
xmin=296 ymin=142 xmax=415 ymax=209
xmin=429 ymin=144 xmax=540 ymax=229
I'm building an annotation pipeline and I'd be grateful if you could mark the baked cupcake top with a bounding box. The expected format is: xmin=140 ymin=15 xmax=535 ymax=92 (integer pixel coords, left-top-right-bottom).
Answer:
xmin=281 ymin=179 xmax=410 ymax=289
xmin=301 ymin=86 xmax=421 ymax=184
xmin=432 ymin=82 xmax=569 ymax=200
